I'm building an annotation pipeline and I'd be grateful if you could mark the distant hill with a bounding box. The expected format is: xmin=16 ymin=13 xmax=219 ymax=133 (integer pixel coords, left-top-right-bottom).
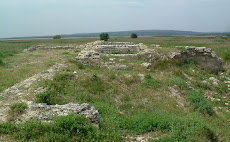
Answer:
xmin=63 ymin=30 xmax=202 ymax=38
xmin=1 ymin=29 xmax=230 ymax=40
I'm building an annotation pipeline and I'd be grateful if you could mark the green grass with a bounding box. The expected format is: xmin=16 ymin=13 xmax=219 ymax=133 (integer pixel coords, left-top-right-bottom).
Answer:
xmin=187 ymin=91 xmax=214 ymax=116
xmin=0 ymin=115 xmax=121 ymax=142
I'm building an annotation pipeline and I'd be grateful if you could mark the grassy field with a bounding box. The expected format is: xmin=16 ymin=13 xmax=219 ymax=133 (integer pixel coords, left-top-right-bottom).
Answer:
xmin=0 ymin=36 xmax=230 ymax=141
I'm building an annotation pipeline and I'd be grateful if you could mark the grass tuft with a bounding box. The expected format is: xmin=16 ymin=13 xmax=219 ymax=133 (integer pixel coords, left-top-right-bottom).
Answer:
xmin=187 ymin=91 xmax=214 ymax=116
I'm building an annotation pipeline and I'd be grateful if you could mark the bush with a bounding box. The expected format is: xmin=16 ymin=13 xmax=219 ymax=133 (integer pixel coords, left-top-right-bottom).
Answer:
xmin=8 ymin=102 xmax=28 ymax=115
xmin=36 ymin=90 xmax=52 ymax=105
xmin=0 ymin=59 xmax=3 ymax=65
xmin=8 ymin=102 xmax=28 ymax=121
xmin=100 ymin=33 xmax=110 ymax=41
xmin=53 ymin=35 xmax=61 ymax=39
xmin=187 ymin=91 xmax=214 ymax=115
xmin=53 ymin=115 xmax=97 ymax=138
xmin=131 ymin=33 xmax=138 ymax=38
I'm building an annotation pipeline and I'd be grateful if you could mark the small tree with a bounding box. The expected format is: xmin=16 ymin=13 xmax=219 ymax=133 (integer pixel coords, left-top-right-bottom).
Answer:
xmin=100 ymin=33 xmax=110 ymax=41
xmin=53 ymin=35 xmax=61 ymax=39
xmin=131 ymin=33 xmax=138 ymax=38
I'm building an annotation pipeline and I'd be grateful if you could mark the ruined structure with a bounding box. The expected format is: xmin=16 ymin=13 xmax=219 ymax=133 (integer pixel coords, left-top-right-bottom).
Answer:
xmin=76 ymin=41 xmax=150 ymax=69
xmin=0 ymin=64 xmax=100 ymax=123
xmin=23 ymin=45 xmax=77 ymax=52
xmin=171 ymin=46 xmax=222 ymax=74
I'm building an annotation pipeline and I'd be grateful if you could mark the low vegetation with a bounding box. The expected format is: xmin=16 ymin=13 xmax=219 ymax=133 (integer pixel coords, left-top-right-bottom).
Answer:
xmin=8 ymin=102 xmax=28 ymax=121
xmin=187 ymin=91 xmax=214 ymax=116
xmin=8 ymin=102 xmax=28 ymax=115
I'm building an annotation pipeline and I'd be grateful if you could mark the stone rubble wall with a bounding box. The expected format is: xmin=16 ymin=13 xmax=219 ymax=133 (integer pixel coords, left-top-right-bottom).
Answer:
xmin=23 ymin=45 xmax=78 ymax=52
xmin=0 ymin=63 xmax=100 ymax=123
xmin=0 ymin=64 xmax=67 ymax=122
xmin=76 ymin=41 xmax=149 ymax=69
xmin=94 ymin=45 xmax=138 ymax=54
xmin=171 ymin=46 xmax=222 ymax=73
xmin=23 ymin=102 xmax=100 ymax=123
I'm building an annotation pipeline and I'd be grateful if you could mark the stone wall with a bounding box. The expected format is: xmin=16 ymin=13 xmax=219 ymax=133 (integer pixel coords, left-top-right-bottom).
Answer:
xmin=23 ymin=102 xmax=100 ymax=123
xmin=172 ymin=46 xmax=222 ymax=74
xmin=76 ymin=41 xmax=149 ymax=69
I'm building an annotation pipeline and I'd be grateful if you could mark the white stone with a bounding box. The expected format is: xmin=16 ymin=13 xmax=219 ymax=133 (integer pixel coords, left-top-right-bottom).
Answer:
xmin=141 ymin=62 xmax=152 ymax=68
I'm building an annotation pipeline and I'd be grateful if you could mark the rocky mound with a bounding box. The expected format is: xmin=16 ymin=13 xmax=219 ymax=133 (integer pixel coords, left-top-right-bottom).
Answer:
xmin=172 ymin=46 xmax=222 ymax=73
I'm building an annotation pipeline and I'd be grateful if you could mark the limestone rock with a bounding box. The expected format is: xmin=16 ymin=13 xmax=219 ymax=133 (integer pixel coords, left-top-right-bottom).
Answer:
xmin=24 ymin=45 xmax=77 ymax=52
xmin=151 ymin=44 xmax=161 ymax=48
xmin=141 ymin=62 xmax=152 ymax=68
xmin=172 ymin=46 xmax=222 ymax=74
xmin=209 ymin=77 xmax=219 ymax=86
xmin=106 ymin=64 xmax=128 ymax=70
xmin=23 ymin=102 xmax=100 ymax=123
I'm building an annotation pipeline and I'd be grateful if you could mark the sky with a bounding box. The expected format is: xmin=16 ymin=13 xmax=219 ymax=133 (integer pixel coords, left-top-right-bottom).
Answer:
xmin=0 ymin=0 xmax=230 ymax=38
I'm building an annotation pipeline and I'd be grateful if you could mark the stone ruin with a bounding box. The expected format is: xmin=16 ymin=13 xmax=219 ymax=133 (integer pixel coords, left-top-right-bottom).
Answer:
xmin=23 ymin=102 xmax=100 ymax=123
xmin=171 ymin=46 xmax=222 ymax=74
xmin=0 ymin=64 xmax=100 ymax=123
xmin=22 ymin=40 xmax=223 ymax=73
xmin=76 ymin=41 xmax=150 ymax=69
xmin=76 ymin=41 xmax=222 ymax=73
xmin=75 ymin=41 xmax=223 ymax=73
xmin=23 ymin=45 xmax=77 ymax=52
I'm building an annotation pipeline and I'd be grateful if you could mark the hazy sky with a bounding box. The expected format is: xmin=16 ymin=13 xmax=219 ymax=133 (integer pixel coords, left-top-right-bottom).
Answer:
xmin=1 ymin=0 xmax=230 ymax=38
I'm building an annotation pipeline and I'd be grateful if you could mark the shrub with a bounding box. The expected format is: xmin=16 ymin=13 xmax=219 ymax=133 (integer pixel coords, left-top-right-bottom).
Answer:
xmin=8 ymin=102 xmax=28 ymax=115
xmin=0 ymin=59 xmax=3 ymax=65
xmin=36 ymin=90 xmax=52 ymax=105
xmin=131 ymin=33 xmax=138 ymax=38
xmin=187 ymin=91 xmax=214 ymax=115
xmin=100 ymin=33 xmax=110 ymax=41
xmin=53 ymin=35 xmax=61 ymax=39
xmin=53 ymin=115 xmax=97 ymax=139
